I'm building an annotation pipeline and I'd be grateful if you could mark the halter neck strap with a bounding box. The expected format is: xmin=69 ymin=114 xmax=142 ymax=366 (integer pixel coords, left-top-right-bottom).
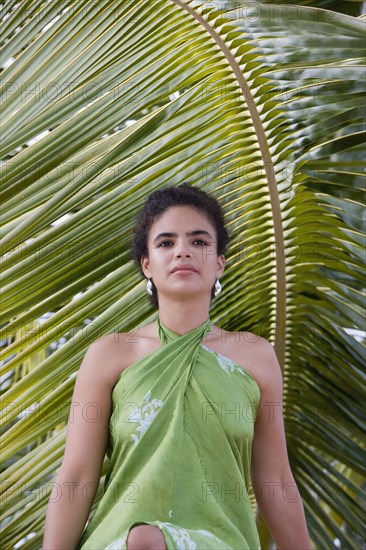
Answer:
xmin=157 ymin=317 xmax=212 ymax=344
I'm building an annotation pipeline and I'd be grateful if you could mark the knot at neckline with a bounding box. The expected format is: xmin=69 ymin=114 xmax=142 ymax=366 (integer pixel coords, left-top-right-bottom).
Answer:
xmin=157 ymin=317 xmax=212 ymax=344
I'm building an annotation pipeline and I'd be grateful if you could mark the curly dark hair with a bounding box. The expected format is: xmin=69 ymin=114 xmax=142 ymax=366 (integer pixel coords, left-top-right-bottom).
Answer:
xmin=131 ymin=183 xmax=229 ymax=308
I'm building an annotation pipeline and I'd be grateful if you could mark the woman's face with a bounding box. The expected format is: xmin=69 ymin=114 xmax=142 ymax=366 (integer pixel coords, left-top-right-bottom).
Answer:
xmin=141 ymin=205 xmax=225 ymax=303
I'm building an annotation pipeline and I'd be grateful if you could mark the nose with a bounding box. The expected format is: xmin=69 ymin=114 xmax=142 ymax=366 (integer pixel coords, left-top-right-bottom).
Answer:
xmin=174 ymin=240 xmax=192 ymax=258
xmin=176 ymin=249 xmax=192 ymax=258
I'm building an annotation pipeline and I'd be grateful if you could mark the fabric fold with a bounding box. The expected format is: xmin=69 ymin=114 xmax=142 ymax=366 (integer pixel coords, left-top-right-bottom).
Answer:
xmin=77 ymin=317 xmax=260 ymax=549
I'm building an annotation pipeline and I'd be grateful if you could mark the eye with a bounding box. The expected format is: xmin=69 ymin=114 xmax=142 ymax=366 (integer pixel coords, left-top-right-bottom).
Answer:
xmin=193 ymin=239 xmax=208 ymax=246
xmin=157 ymin=240 xmax=173 ymax=247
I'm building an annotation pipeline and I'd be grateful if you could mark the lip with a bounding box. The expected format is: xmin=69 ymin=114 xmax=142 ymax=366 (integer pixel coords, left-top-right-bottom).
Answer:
xmin=171 ymin=264 xmax=198 ymax=274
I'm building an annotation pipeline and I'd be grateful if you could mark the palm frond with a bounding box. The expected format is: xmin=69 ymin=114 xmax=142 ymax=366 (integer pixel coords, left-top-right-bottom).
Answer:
xmin=1 ymin=1 xmax=365 ymax=548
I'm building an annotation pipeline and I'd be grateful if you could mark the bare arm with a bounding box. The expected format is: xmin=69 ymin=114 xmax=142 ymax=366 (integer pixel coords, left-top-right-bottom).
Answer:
xmin=250 ymin=339 xmax=313 ymax=550
xmin=43 ymin=335 xmax=117 ymax=549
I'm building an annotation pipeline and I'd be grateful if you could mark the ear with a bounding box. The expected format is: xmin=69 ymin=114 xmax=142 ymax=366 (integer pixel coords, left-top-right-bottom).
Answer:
xmin=216 ymin=255 xmax=226 ymax=278
xmin=140 ymin=256 xmax=151 ymax=278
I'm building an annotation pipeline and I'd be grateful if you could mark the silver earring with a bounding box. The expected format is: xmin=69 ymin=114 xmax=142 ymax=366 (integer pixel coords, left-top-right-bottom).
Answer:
xmin=146 ymin=278 xmax=153 ymax=295
xmin=214 ymin=279 xmax=222 ymax=296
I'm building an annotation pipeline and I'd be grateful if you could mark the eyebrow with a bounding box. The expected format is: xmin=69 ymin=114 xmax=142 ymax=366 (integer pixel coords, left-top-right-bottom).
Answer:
xmin=153 ymin=230 xmax=214 ymax=243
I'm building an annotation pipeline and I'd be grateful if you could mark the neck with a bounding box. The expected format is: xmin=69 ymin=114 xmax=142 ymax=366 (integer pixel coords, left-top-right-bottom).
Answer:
xmin=157 ymin=296 xmax=211 ymax=335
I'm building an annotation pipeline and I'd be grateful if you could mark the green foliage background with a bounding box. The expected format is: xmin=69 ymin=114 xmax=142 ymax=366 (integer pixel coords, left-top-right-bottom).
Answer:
xmin=1 ymin=1 xmax=365 ymax=548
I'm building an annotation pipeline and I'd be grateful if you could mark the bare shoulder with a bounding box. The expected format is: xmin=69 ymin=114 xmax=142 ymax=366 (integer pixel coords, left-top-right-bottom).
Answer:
xmin=207 ymin=325 xmax=282 ymax=392
xmin=235 ymin=330 xmax=283 ymax=394
xmin=79 ymin=332 xmax=137 ymax=388
xmin=81 ymin=321 xmax=161 ymax=387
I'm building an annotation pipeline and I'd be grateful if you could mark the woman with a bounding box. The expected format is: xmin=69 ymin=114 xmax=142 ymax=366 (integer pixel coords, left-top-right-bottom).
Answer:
xmin=43 ymin=183 xmax=312 ymax=549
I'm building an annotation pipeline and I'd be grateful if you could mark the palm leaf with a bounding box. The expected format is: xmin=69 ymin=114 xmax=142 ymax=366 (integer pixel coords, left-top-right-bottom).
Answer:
xmin=1 ymin=1 xmax=365 ymax=548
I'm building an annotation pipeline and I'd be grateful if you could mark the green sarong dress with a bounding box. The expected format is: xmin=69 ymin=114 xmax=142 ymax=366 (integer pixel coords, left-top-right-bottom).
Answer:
xmin=77 ymin=317 xmax=261 ymax=549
